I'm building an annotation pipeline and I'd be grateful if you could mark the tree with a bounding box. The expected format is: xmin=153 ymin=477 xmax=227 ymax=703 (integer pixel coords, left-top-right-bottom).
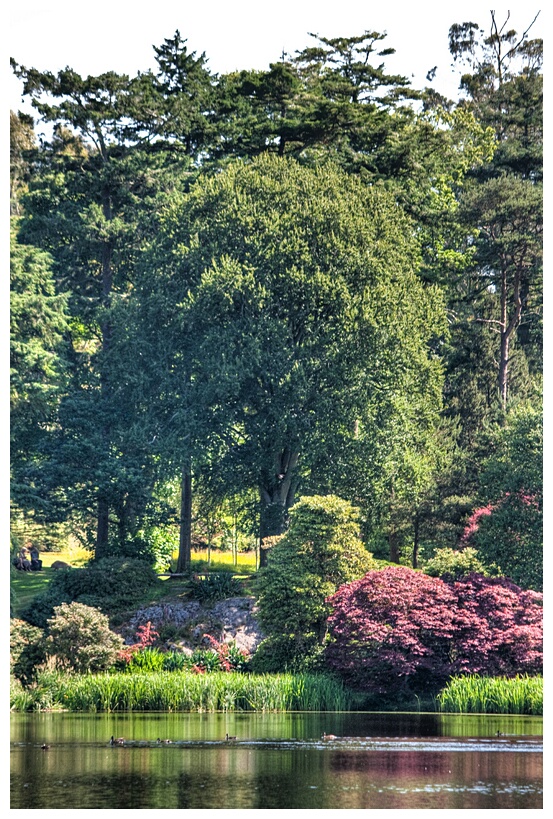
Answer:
xmin=253 ymin=495 xmax=377 ymax=670
xmin=10 ymin=56 xmax=197 ymax=557
xmin=148 ymin=154 xmax=447 ymax=548
xmin=448 ymin=12 xmax=543 ymax=408
xmin=462 ymin=401 xmax=542 ymax=590
xmin=10 ymin=111 xmax=36 ymax=215
xmin=459 ymin=176 xmax=542 ymax=409
xmin=10 ymin=224 xmax=69 ymax=513
xmin=326 ymin=566 xmax=543 ymax=696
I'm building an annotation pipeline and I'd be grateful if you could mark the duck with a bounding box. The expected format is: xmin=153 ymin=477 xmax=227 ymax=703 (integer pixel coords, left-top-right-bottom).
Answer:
xmin=110 ymin=736 xmax=125 ymax=746
xmin=40 ymin=744 xmax=50 ymax=750
xmin=496 ymin=730 xmax=504 ymax=737
xmin=157 ymin=738 xmax=172 ymax=743
xmin=322 ymin=732 xmax=338 ymax=740
xmin=225 ymin=733 xmax=237 ymax=741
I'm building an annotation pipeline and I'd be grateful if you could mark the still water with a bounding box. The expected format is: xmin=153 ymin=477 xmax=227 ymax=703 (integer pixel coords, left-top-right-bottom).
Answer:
xmin=11 ymin=711 xmax=542 ymax=809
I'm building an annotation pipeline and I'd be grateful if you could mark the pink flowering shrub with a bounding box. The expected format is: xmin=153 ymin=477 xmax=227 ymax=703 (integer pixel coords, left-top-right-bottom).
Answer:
xmin=116 ymin=620 xmax=160 ymax=666
xmin=325 ymin=566 xmax=542 ymax=695
xmin=459 ymin=504 xmax=495 ymax=547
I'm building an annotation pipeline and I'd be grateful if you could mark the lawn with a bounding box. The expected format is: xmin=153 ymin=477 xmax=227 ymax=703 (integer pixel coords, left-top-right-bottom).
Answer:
xmin=10 ymin=550 xmax=90 ymax=618
xmin=11 ymin=549 xmax=258 ymax=619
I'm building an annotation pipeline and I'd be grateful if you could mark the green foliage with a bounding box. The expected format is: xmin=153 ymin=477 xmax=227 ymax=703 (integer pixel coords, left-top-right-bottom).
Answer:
xmin=250 ymin=635 xmax=326 ymax=674
xmin=254 ymin=495 xmax=377 ymax=668
xmin=126 ymin=526 xmax=178 ymax=572
xmin=10 ymin=670 xmax=353 ymax=712
xmin=21 ymin=558 xmax=160 ymax=627
xmin=423 ymin=547 xmax=495 ymax=581
xmin=473 ymin=402 xmax=542 ymax=590
xmin=187 ymin=573 xmax=242 ymax=602
xmin=10 ymin=618 xmax=47 ymax=685
xmin=10 ymin=224 xmax=69 ymax=513
xmin=438 ymin=674 xmax=543 ymax=715
xmin=160 ymin=651 xmax=189 ymax=671
xmin=127 ymin=647 xmax=166 ymax=673
xmin=46 ymin=602 xmax=124 ymax=674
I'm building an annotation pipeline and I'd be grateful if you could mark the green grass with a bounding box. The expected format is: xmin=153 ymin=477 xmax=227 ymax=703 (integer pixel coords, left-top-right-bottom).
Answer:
xmin=11 ymin=548 xmax=257 ymax=620
xmin=10 ymin=670 xmax=354 ymax=713
xmin=10 ymin=550 xmax=91 ymax=618
xmin=174 ymin=549 xmax=258 ymax=575
xmin=437 ymin=674 xmax=543 ymax=715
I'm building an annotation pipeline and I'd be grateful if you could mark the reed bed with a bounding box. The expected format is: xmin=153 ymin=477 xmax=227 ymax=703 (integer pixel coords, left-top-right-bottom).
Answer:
xmin=437 ymin=674 xmax=543 ymax=715
xmin=10 ymin=671 xmax=354 ymax=713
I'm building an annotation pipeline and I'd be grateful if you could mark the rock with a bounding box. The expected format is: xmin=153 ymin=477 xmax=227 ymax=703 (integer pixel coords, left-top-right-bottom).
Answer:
xmin=126 ymin=596 xmax=264 ymax=654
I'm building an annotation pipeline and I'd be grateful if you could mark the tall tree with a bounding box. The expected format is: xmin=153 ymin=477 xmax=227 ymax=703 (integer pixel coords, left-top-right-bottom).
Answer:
xmin=10 ymin=224 xmax=69 ymax=513
xmin=448 ymin=12 xmax=543 ymax=409
xmin=141 ymin=154 xmax=446 ymax=562
xmin=10 ymin=111 xmax=36 ymax=215
xmin=10 ymin=57 xmax=197 ymax=556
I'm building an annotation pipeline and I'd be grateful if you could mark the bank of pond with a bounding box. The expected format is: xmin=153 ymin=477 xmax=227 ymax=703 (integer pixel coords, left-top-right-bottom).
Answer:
xmin=10 ymin=671 xmax=542 ymax=715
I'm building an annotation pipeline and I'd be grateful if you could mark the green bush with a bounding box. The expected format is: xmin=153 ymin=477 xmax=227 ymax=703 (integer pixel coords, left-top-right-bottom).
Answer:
xmin=46 ymin=602 xmax=124 ymax=673
xmin=10 ymin=618 xmax=48 ymax=685
xmin=423 ymin=547 xmax=495 ymax=581
xmin=250 ymin=634 xmax=326 ymax=674
xmin=254 ymin=495 xmax=377 ymax=669
xmin=127 ymin=647 xmax=166 ymax=673
xmin=162 ymin=651 xmax=189 ymax=671
xmin=187 ymin=573 xmax=242 ymax=602
xmin=21 ymin=558 xmax=160 ymax=627
xmin=126 ymin=527 xmax=178 ymax=573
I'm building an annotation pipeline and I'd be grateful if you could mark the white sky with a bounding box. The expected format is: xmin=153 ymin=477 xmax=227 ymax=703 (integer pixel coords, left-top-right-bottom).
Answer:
xmin=5 ymin=2 xmax=546 ymax=124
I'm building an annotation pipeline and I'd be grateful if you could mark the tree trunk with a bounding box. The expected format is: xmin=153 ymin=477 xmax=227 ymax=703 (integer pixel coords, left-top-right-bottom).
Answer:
xmin=499 ymin=329 xmax=510 ymax=410
xmin=388 ymin=526 xmax=401 ymax=564
xmin=412 ymin=513 xmax=420 ymax=569
xmin=259 ymin=447 xmax=299 ymax=567
xmin=176 ymin=463 xmax=192 ymax=572
xmin=95 ymin=184 xmax=114 ymax=557
xmin=388 ymin=483 xmax=401 ymax=564
xmin=498 ymin=258 xmax=522 ymax=411
xmin=95 ymin=497 xmax=110 ymax=560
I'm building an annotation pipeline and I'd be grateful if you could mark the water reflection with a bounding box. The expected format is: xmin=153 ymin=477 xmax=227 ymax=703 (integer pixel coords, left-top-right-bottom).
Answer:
xmin=11 ymin=712 xmax=542 ymax=809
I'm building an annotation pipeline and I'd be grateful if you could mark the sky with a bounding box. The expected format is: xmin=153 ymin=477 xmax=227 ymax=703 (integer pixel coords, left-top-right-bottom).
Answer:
xmin=5 ymin=2 xmax=546 ymax=126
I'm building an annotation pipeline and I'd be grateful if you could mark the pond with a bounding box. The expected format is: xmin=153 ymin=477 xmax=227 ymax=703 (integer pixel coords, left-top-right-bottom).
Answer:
xmin=11 ymin=711 xmax=542 ymax=809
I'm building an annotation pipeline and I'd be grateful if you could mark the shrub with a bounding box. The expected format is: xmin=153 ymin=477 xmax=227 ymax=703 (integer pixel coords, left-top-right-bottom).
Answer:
xmin=21 ymin=558 xmax=160 ymax=627
xmin=187 ymin=572 xmax=242 ymax=602
xmin=46 ymin=602 xmax=124 ymax=673
xmin=114 ymin=620 xmax=160 ymax=670
xmin=201 ymin=634 xmax=250 ymax=672
xmin=250 ymin=634 xmax=326 ymax=674
xmin=162 ymin=651 xmax=189 ymax=671
xmin=127 ymin=646 xmax=166 ymax=673
xmin=10 ymin=618 xmax=48 ymax=685
xmin=254 ymin=495 xmax=377 ymax=669
xmin=423 ymin=547 xmax=495 ymax=581
xmin=125 ymin=526 xmax=178 ymax=572
xmin=325 ymin=566 xmax=543 ymax=696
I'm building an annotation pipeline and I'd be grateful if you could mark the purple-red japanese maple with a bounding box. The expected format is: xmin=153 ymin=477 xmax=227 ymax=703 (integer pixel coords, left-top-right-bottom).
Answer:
xmin=325 ymin=566 xmax=542 ymax=694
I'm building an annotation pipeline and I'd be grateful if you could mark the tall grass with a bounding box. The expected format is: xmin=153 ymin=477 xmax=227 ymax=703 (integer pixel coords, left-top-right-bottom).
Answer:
xmin=437 ymin=675 xmax=543 ymax=715
xmin=10 ymin=671 xmax=354 ymax=713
